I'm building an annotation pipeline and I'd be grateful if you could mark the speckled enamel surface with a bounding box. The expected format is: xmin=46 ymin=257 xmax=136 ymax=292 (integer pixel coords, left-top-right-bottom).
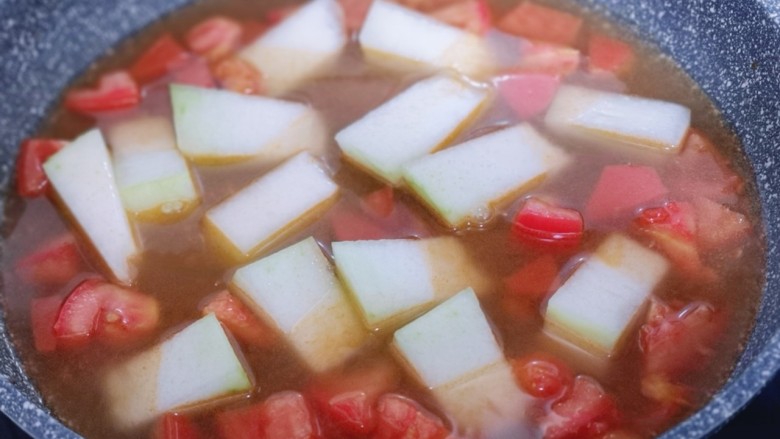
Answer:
xmin=0 ymin=0 xmax=778 ymax=438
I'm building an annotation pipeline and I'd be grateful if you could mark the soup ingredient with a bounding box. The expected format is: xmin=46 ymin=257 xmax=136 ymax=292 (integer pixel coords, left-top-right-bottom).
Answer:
xmin=498 ymin=2 xmax=584 ymax=46
xmin=374 ymin=394 xmax=449 ymax=439
xmin=104 ymin=313 xmax=253 ymax=430
xmin=542 ymin=376 xmax=619 ymax=439
xmin=130 ymin=34 xmax=190 ymax=84
xmin=185 ymin=16 xmax=243 ymax=61
xmin=502 ymin=255 xmax=561 ymax=317
xmin=30 ymin=295 xmax=65 ymax=353
xmin=205 ymin=152 xmax=339 ymax=260
xmin=403 ymin=124 xmax=568 ymax=228
xmin=585 ymin=164 xmax=669 ymax=223
xmin=511 ymin=197 xmax=584 ymax=248
xmin=212 ymin=57 xmax=263 ymax=94
xmin=15 ymin=138 xmax=66 ymax=197
xmin=335 ymin=74 xmax=488 ymax=185
xmin=231 ymin=237 xmax=368 ymax=372
xmin=430 ymin=0 xmax=492 ymax=34
xmin=587 ymin=34 xmax=636 ymax=77
xmin=216 ymin=391 xmax=318 ymax=439
xmin=544 ymin=234 xmax=669 ymax=356
xmin=495 ymin=73 xmax=561 ymax=120
xmin=332 ymin=237 xmax=488 ymax=330
xmin=15 ymin=234 xmax=82 ymax=286
xmin=64 ymin=71 xmax=140 ymax=114
xmin=394 ymin=289 xmax=530 ymax=435
xmin=511 ymin=352 xmax=573 ymax=398
xmin=240 ymin=0 xmax=346 ymax=94
xmin=152 ymin=413 xmax=203 ymax=439
xmin=43 ymin=129 xmax=139 ymax=284
xmin=199 ymin=290 xmax=276 ymax=347
xmin=170 ymin=84 xmax=327 ymax=164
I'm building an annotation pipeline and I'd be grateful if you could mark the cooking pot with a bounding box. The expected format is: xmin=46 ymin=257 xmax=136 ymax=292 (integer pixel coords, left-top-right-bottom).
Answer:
xmin=0 ymin=0 xmax=778 ymax=437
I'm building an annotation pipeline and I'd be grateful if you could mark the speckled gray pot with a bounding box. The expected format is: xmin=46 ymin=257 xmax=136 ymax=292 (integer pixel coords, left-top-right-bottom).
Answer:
xmin=0 ymin=0 xmax=779 ymax=438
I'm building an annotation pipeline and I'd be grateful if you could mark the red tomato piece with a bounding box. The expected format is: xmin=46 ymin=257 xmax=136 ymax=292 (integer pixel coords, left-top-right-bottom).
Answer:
xmin=15 ymin=138 xmax=66 ymax=197
xmin=331 ymin=209 xmax=388 ymax=241
xmin=30 ymin=294 xmax=64 ymax=353
xmin=213 ymin=57 xmax=263 ymax=95
xmin=338 ymin=0 xmax=372 ymax=31
xmin=216 ymin=403 xmax=265 ymax=439
xmin=499 ymin=2 xmax=584 ymax=46
xmin=691 ymin=196 xmax=750 ymax=250
xmin=200 ymin=290 xmax=275 ymax=347
xmin=130 ymin=34 xmax=191 ymax=84
xmin=186 ymin=16 xmax=243 ymax=61
xmin=153 ymin=413 xmax=202 ymax=439
xmin=503 ymin=254 xmax=560 ymax=302
xmin=52 ymin=278 xmax=160 ymax=348
xmin=262 ymin=392 xmax=318 ymax=439
xmin=429 ymin=0 xmax=492 ymax=34
xmin=266 ymin=5 xmax=301 ymax=25
xmin=543 ymin=376 xmax=619 ymax=439
xmin=511 ymin=352 xmax=573 ymax=398
xmin=585 ymin=165 xmax=669 ymax=224
xmin=515 ymin=42 xmax=581 ymax=76
xmin=362 ymin=186 xmax=395 ymax=218
xmin=511 ymin=197 xmax=584 ymax=248
xmin=495 ymin=73 xmax=560 ymax=120
xmin=170 ymin=57 xmax=216 ymax=88
xmin=588 ymin=34 xmax=635 ymax=77
xmin=64 ymin=70 xmax=140 ymax=114
xmin=634 ymin=201 xmax=696 ymax=239
xmin=15 ymin=234 xmax=82 ymax=286
xmin=374 ymin=394 xmax=449 ymax=439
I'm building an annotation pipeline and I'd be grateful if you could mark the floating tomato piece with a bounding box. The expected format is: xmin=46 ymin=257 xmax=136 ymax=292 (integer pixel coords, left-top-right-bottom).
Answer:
xmin=153 ymin=412 xmax=202 ymax=439
xmin=503 ymin=254 xmax=560 ymax=302
xmin=331 ymin=208 xmax=388 ymax=241
xmin=511 ymin=352 xmax=573 ymax=398
xmin=130 ymin=34 xmax=191 ymax=83
xmin=691 ymin=196 xmax=750 ymax=250
xmin=585 ymin=165 xmax=669 ymax=224
xmin=16 ymin=138 xmax=66 ymax=197
xmin=338 ymin=0 xmax=372 ymax=31
xmin=429 ymin=0 xmax=492 ymax=34
xmin=30 ymin=294 xmax=64 ymax=353
xmin=499 ymin=2 xmax=583 ymax=46
xmin=216 ymin=403 xmax=265 ymax=439
xmin=495 ymin=73 xmax=560 ymax=120
xmin=634 ymin=201 xmax=696 ymax=239
xmin=588 ymin=34 xmax=635 ymax=77
xmin=543 ymin=376 xmax=619 ymax=439
xmin=200 ymin=290 xmax=275 ymax=347
xmin=362 ymin=186 xmax=395 ymax=218
xmin=511 ymin=197 xmax=584 ymax=248
xmin=263 ymin=392 xmax=318 ymax=439
xmin=170 ymin=57 xmax=216 ymax=88
xmin=15 ymin=234 xmax=82 ymax=286
xmin=374 ymin=394 xmax=449 ymax=439
xmin=64 ymin=70 xmax=140 ymax=114
xmin=213 ymin=57 xmax=263 ymax=94
xmin=186 ymin=16 xmax=243 ymax=61
xmin=52 ymin=278 xmax=160 ymax=348
xmin=515 ymin=42 xmax=581 ymax=76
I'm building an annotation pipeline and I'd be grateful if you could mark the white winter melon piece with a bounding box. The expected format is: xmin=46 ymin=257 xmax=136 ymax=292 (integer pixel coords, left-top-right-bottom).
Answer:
xmin=335 ymin=74 xmax=488 ymax=185
xmin=545 ymin=234 xmax=670 ymax=357
xmin=43 ymin=129 xmax=138 ymax=284
xmin=403 ymin=124 xmax=569 ymax=227
xmin=544 ymin=85 xmax=691 ymax=154
xmin=171 ymin=84 xmax=327 ymax=164
xmin=240 ymin=0 xmax=346 ymax=95
xmin=332 ymin=237 xmax=488 ymax=330
xmin=103 ymin=313 xmax=253 ymax=430
xmin=231 ymin=237 xmax=368 ymax=372
xmin=205 ymin=153 xmax=339 ymax=260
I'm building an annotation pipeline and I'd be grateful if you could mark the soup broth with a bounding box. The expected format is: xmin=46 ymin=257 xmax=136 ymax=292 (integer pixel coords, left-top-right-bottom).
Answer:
xmin=1 ymin=0 xmax=764 ymax=438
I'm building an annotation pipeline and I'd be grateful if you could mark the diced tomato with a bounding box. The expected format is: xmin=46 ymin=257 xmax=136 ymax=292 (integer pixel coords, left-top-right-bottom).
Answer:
xmin=212 ymin=57 xmax=263 ymax=95
xmin=331 ymin=209 xmax=388 ymax=241
xmin=499 ymin=2 xmax=584 ymax=46
xmin=585 ymin=165 xmax=669 ymax=224
xmin=511 ymin=352 xmax=573 ymax=398
xmin=153 ymin=412 xmax=202 ymax=439
xmin=16 ymin=234 xmax=82 ymax=286
xmin=15 ymin=138 xmax=66 ymax=197
xmin=30 ymin=294 xmax=64 ymax=353
xmin=503 ymin=254 xmax=560 ymax=302
xmin=338 ymin=0 xmax=372 ymax=31
xmin=200 ymin=290 xmax=275 ymax=347
xmin=374 ymin=394 xmax=449 ymax=439
xmin=64 ymin=71 xmax=140 ymax=114
xmin=266 ymin=5 xmax=301 ymax=25
xmin=263 ymin=392 xmax=319 ymax=439
xmin=495 ymin=73 xmax=560 ymax=120
xmin=170 ymin=57 xmax=216 ymax=88
xmin=543 ymin=376 xmax=619 ymax=439
xmin=588 ymin=34 xmax=635 ymax=77
xmin=130 ymin=34 xmax=191 ymax=84
xmin=634 ymin=202 xmax=696 ymax=239
xmin=691 ymin=197 xmax=749 ymax=250
xmin=511 ymin=197 xmax=584 ymax=248
xmin=331 ymin=196 xmax=430 ymax=242
xmin=362 ymin=186 xmax=395 ymax=218
xmin=186 ymin=16 xmax=243 ymax=61
xmin=216 ymin=403 xmax=265 ymax=439
xmin=515 ymin=42 xmax=581 ymax=76
xmin=429 ymin=0 xmax=492 ymax=34
xmin=52 ymin=278 xmax=160 ymax=348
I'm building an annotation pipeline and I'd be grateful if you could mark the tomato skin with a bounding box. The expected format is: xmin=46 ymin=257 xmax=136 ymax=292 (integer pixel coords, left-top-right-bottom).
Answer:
xmin=200 ymin=290 xmax=275 ymax=347
xmin=30 ymin=294 xmax=64 ymax=353
xmin=64 ymin=70 xmax=140 ymax=114
xmin=153 ymin=413 xmax=202 ymax=439
xmin=588 ymin=34 xmax=635 ymax=77
xmin=130 ymin=34 xmax=190 ymax=83
xmin=498 ymin=2 xmax=583 ymax=46
xmin=263 ymin=392 xmax=319 ymax=439
xmin=511 ymin=197 xmax=584 ymax=248
xmin=186 ymin=16 xmax=243 ymax=61
xmin=16 ymin=138 xmax=66 ymax=197
xmin=511 ymin=353 xmax=573 ymax=398
xmin=543 ymin=376 xmax=619 ymax=439
xmin=15 ymin=234 xmax=82 ymax=286
xmin=373 ymin=394 xmax=448 ymax=439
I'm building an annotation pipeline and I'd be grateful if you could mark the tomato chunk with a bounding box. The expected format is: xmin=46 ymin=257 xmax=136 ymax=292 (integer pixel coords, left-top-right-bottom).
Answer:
xmin=64 ymin=70 xmax=140 ymax=114
xmin=200 ymin=290 xmax=275 ymax=347
xmin=217 ymin=392 xmax=317 ymax=439
xmin=543 ymin=376 xmax=619 ymax=439
xmin=588 ymin=34 xmax=635 ymax=77
xmin=374 ymin=394 xmax=449 ymax=439
xmin=511 ymin=197 xmax=584 ymax=248
xmin=216 ymin=403 xmax=265 ymax=439
xmin=330 ymin=209 xmax=389 ymax=241
xmin=691 ymin=196 xmax=749 ymax=250
xmin=585 ymin=165 xmax=669 ymax=224
xmin=511 ymin=352 xmax=573 ymax=398
xmin=16 ymin=138 xmax=66 ymax=197
xmin=499 ymin=2 xmax=583 ymax=46
xmin=513 ymin=41 xmax=581 ymax=76
xmin=170 ymin=57 xmax=216 ymax=88
xmin=495 ymin=73 xmax=560 ymax=120
xmin=16 ymin=234 xmax=82 ymax=286
xmin=30 ymin=294 xmax=64 ymax=353
xmin=503 ymin=254 xmax=560 ymax=303
xmin=153 ymin=413 xmax=202 ymax=439
xmin=362 ymin=186 xmax=395 ymax=218
xmin=429 ymin=0 xmax=492 ymax=34
xmin=339 ymin=0 xmax=372 ymax=32
xmin=52 ymin=278 xmax=160 ymax=348
xmin=213 ymin=57 xmax=263 ymax=95
xmin=130 ymin=34 xmax=190 ymax=83
xmin=186 ymin=16 xmax=243 ymax=61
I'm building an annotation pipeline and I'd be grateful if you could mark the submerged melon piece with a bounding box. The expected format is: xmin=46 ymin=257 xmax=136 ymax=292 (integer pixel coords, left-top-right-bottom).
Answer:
xmin=231 ymin=237 xmax=368 ymax=372
xmin=106 ymin=116 xmax=200 ymax=221
xmin=545 ymin=234 xmax=670 ymax=356
xmin=43 ymin=129 xmax=138 ymax=284
xmin=394 ymin=289 xmax=531 ymax=435
xmin=332 ymin=237 xmax=489 ymax=330
xmin=104 ymin=313 xmax=253 ymax=430
xmin=335 ymin=74 xmax=488 ymax=185
xmin=544 ymin=85 xmax=691 ymax=154
xmin=171 ymin=84 xmax=326 ymax=164
xmin=205 ymin=153 xmax=339 ymax=261
xmin=403 ymin=124 xmax=569 ymax=227
xmin=240 ymin=0 xmax=346 ymax=95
